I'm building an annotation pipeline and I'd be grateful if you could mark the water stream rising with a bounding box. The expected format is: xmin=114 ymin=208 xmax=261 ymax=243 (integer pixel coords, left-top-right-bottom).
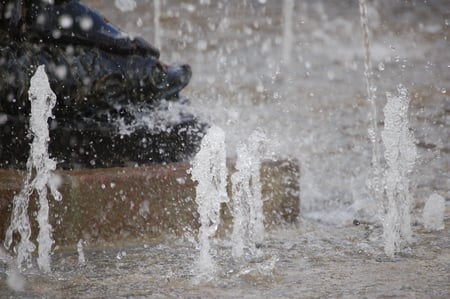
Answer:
xmin=358 ymin=0 xmax=382 ymax=207
xmin=231 ymin=130 xmax=266 ymax=259
xmin=4 ymin=65 xmax=62 ymax=273
xmin=190 ymin=126 xmax=228 ymax=279
xmin=381 ymin=86 xmax=416 ymax=257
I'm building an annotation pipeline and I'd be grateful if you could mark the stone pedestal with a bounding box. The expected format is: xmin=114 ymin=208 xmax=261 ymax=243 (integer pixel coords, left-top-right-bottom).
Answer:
xmin=0 ymin=160 xmax=300 ymax=249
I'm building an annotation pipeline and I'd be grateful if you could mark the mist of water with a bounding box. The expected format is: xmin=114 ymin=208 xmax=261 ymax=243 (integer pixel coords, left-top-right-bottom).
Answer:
xmin=4 ymin=65 xmax=62 ymax=273
xmin=381 ymin=86 xmax=416 ymax=257
xmin=231 ymin=130 xmax=266 ymax=259
xmin=190 ymin=126 xmax=228 ymax=279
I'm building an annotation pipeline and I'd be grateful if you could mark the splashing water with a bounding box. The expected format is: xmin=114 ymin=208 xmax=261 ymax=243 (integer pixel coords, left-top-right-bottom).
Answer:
xmin=4 ymin=65 xmax=62 ymax=272
xmin=190 ymin=126 xmax=228 ymax=279
xmin=381 ymin=86 xmax=416 ymax=257
xmin=231 ymin=130 xmax=267 ymax=259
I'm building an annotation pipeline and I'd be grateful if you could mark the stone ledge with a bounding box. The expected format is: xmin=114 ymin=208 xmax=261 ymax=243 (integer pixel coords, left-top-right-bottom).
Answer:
xmin=0 ymin=160 xmax=300 ymax=248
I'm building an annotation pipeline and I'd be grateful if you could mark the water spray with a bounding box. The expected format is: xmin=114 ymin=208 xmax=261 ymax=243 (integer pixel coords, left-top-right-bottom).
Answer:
xmin=231 ymin=130 xmax=266 ymax=259
xmin=190 ymin=126 xmax=228 ymax=278
xmin=4 ymin=65 xmax=62 ymax=272
xmin=381 ymin=86 xmax=416 ymax=256
xmin=358 ymin=0 xmax=382 ymax=206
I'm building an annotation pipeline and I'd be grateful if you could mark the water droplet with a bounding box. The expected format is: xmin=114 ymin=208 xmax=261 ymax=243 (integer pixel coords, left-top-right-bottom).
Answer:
xmin=101 ymin=184 xmax=106 ymax=189
xmin=54 ymin=65 xmax=67 ymax=80
xmin=58 ymin=15 xmax=73 ymax=29
xmin=378 ymin=62 xmax=385 ymax=71
xmin=136 ymin=17 xmax=143 ymax=27
xmin=79 ymin=16 xmax=93 ymax=31
xmin=52 ymin=29 xmax=61 ymax=39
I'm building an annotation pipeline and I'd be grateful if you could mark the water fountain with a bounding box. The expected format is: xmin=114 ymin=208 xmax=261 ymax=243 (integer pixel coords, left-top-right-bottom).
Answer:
xmin=4 ymin=66 xmax=62 ymax=273
xmin=190 ymin=126 xmax=228 ymax=278
xmin=359 ymin=1 xmax=419 ymax=257
xmin=231 ymin=130 xmax=266 ymax=259
xmin=358 ymin=0 xmax=382 ymax=213
xmin=381 ymin=86 xmax=417 ymax=257
xmin=0 ymin=1 xmax=448 ymax=297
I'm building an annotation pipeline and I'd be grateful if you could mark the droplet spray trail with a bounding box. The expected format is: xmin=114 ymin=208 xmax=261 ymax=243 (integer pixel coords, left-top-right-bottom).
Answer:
xmin=190 ymin=126 xmax=228 ymax=279
xmin=4 ymin=65 xmax=62 ymax=272
xmin=381 ymin=86 xmax=416 ymax=257
xmin=231 ymin=130 xmax=267 ymax=259
xmin=358 ymin=0 xmax=382 ymax=206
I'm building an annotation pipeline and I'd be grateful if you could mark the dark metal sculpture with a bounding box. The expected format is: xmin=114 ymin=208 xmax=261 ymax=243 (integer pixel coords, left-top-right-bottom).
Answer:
xmin=0 ymin=0 xmax=205 ymax=169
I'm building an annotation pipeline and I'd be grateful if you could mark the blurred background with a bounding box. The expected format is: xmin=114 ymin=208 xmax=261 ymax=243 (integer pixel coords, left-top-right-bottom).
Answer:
xmin=86 ymin=0 xmax=449 ymax=224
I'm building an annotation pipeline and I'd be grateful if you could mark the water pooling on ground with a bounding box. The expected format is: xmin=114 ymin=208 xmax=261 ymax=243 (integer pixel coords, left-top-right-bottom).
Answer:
xmin=1 ymin=0 xmax=449 ymax=297
xmin=1 ymin=220 xmax=449 ymax=298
